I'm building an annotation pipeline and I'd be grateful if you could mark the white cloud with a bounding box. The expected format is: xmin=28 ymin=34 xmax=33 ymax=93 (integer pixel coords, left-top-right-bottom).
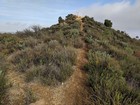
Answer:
xmin=76 ymin=0 xmax=140 ymax=38
xmin=0 ymin=22 xmax=28 ymax=32
xmin=0 ymin=0 xmax=75 ymax=32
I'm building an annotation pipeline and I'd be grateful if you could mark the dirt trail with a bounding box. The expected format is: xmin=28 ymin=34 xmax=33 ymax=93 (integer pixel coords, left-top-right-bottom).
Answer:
xmin=76 ymin=16 xmax=84 ymax=31
xmin=29 ymin=48 xmax=88 ymax=105
xmin=5 ymin=17 xmax=88 ymax=105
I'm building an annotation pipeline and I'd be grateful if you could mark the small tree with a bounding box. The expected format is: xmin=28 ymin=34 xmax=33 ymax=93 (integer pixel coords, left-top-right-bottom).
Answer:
xmin=31 ymin=25 xmax=41 ymax=33
xmin=58 ymin=16 xmax=64 ymax=24
xmin=82 ymin=16 xmax=94 ymax=23
xmin=136 ymin=36 xmax=139 ymax=39
xmin=104 ymin=19 xmax=112 ymax=28
xmin=65 ymin=14 xmax=77 ymax=24
xmin=66 ymin=14 xmax=77 ymax=21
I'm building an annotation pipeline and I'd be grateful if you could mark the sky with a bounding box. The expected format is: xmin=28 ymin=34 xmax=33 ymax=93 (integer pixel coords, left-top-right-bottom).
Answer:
xmin=0 ymin=0 xmax=139 ymax=38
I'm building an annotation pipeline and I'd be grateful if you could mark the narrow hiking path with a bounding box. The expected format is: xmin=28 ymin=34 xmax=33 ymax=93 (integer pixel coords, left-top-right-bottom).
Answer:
xmin=76 ymin=16 xmax=84 ymax=31
xmin=52 ymin=49 xmax=88 ymax=105
xmin=29 ymin=48 xmax=88 ymax=105
xmin=5 ymin=17 xmax=88 ymax=105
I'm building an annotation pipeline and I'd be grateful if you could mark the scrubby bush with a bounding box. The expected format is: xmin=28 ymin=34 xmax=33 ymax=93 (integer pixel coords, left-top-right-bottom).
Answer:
xmin=31 ymin=25 xmax=41 ymax=33
xmin=63 ymin=29 xmax=79 ymax=38
xmin=0 ymin=35 xmax=24 ymax=55
xmin=82 ymin=16 xmax=94 ymax=25
xmin=0 ymin=56 xmax=7 ymax=104
xmin=121 ymin=55 xmax=140 ymax=89
xmin=70 ymin=20 xmax=81 ymax=29
xmin=16 ymin=29 xmax=34 ymax=37
xmin=84 ymin=51 xmax=140 ymax=105
xmin=23 ymin=89 xmax=36 ymax=105
xmin=65 ymin=14 xmax=77 ymax=24
xmin=103 ymin=28 xmax=113 ymax=36
xmin=50 ymin=24 xmax=61 ymax=33
xmin=10 ymin=42 xmax=76 ymax=85
xmin=104 ymin=45 xmax=127 ymax=60
xmin=23 ymin=37 xmax=38 ymax=48
xmin=16 ymin=26 xmax=43 ymax=38
xmin=0 ymin=70 xmax=6 ymax=104
xmin=85 ymin=35 xmax=94 ymax=44
xmin=73 ymin=38 xmax=83 ymax=48
xmin=58 ymin=16 xmax=64 ymax=24
xmin=104 ymin=19 xmax=112 ymax=28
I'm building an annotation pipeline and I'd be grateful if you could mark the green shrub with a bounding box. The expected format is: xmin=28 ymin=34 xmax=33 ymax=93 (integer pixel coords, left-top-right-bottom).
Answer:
xmin=65 ymin=14 xmax=77 ymax=24
xmin=82 ymin=16 xmax=94 ymax=25
xmin=106 ymin=45 xmax=127 ymax=60
xmin=70 ymin=20 xmax=81 ymax=29
xmin=62 ymin=24 xmax=71 ymax=31
xmin=85 ymin=35 xmax=94 ymax=44
xmin=104 ymin=19 xmax=112 ymax=28
xmin=125 ymin=46 xmax=133 ymax=55
xmin=0 ymin=35 xmax=24 ymax=54
xmin=121 ymin=56 xmax=140 ymax=89
xmin=103 ymin=29 xmax=113 ymax=37
xmin=84 ymin=51 xmax=140 ymax=105
xmin=63 ymin=29 xmax=79 ymax=38
xmin=0 ymin=70 xmax=6 ymax=104
xmin=50 ymin=24 xmax=61 ymax=33
xmin=58 ymin=16 xmax=64 ymax=24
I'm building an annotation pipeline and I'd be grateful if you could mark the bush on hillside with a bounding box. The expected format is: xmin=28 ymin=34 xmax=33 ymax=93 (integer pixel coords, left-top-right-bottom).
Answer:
xmin=104 ymin=19 xmax=112 ymax=27
xmin=31 ymin=25 xmax=41 ymax=33
xmin=82 ymin=16 xmax=94 ymax=24
xmin=0 ymin=56 xmax=7 ymax=104
xmin=58 ymin=16 xmax=64 ymax=24
xmin=65 ymin=14 xmax=77 ymax=24
xmin=16 ymin=29 xmax=34 ymax=37
xmin=23 ymin=89 xmax=37 ymax=105
xmin=84 ymin=51 xmax=140 ymax=105
xmin=121 ymin=55 xmax=140 ymax=89
xmin=73 ymin=37 xmax=83 ymax=48
xmin=85 ymin=35 xmax=94 ymax=44
xmin=10 ymin=42 xmax=76 ymax=85
xmin=63 ymin=29 xmax=79 ymax=38
xmin=0 ymin=35 xmax=25 ymax=55
xmin=16 ymin=26 xmax=43 ymax=38
xmin=70 ymin=20 xmax=81 ymax=29
xmin=0 ymin=70 xmax=6 ymax=104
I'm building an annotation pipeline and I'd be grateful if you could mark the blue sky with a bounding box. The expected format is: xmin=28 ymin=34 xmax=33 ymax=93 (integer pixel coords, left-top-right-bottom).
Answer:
xmin=0 ymin=0 xmax=139 ymax=38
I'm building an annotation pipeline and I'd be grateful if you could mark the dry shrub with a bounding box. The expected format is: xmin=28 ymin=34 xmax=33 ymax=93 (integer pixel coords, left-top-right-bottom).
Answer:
xmin=10 ymin=42 xmax=76 ymax=85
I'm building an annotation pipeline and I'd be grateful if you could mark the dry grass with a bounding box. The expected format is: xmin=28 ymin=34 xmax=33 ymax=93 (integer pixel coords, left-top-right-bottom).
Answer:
xmin=9 ymin=42 xmax=76 ymax=85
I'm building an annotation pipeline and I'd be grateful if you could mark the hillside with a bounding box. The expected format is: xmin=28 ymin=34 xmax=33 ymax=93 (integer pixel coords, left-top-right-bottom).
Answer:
xmin=0 ymin=14 xmax=140 ymax=105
